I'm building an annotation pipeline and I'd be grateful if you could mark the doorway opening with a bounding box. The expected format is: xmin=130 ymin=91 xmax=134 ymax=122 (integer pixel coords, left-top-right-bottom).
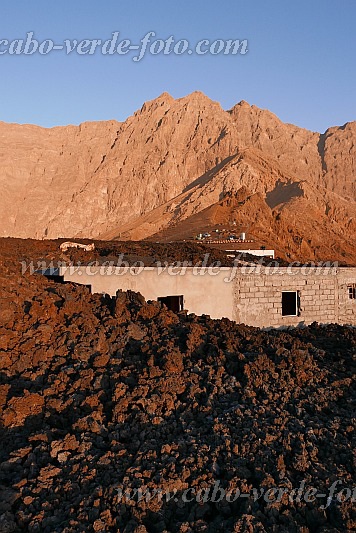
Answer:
xmin=158 ymin=295 xmax=184 ymax=313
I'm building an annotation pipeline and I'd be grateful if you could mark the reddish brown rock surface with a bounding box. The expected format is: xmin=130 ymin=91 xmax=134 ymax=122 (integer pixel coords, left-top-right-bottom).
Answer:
xmin=0 ymin=238 xmax=355 ymax=532
xmin=0 ymin=92 xmax=355 ymax=263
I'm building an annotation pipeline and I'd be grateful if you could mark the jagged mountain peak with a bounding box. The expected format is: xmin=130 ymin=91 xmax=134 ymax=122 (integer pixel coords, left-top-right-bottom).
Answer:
xmin=0 ymin=92 xmax=355 ymax=262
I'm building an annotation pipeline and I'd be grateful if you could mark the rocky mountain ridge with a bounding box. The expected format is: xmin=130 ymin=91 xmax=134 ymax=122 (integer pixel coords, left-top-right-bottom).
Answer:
xmin=0 ymin=92 xmax=355 ymax=261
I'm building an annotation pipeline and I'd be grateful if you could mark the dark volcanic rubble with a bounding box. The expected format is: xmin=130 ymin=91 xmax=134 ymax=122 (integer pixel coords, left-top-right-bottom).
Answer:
xmin=0 ymin=239 xmax=355 ymax=532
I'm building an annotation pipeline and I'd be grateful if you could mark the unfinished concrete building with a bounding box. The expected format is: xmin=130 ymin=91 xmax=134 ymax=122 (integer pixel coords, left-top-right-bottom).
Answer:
xmin=43 ymin=264 xmax=356 ymax=328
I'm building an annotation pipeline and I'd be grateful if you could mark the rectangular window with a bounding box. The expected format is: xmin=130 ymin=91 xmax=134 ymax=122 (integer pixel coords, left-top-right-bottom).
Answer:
xmin=282 ymin=291 xmax=299 ymax=316
xmin=348 ymin=285 xmax=356 ymax=300
xmin=158 ymin=295 xmax=184 ymax=313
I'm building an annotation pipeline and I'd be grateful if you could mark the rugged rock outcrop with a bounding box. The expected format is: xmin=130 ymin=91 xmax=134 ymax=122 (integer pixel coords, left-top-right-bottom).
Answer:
xmin=0 ymin=238 xmax=355 ymax=532
xmin=0 ymin=92 xmax=355 ymax=261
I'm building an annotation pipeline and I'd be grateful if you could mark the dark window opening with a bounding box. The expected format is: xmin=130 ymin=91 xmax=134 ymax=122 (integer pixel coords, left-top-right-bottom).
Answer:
xmin=158 ymin=295 xmax=184 ymax=313
xmin=282 ymin=291 xmax=299 ymax=316
xmin=347 ymin=283 xmax=356 ymax=300
xmin=348 ymin=285 xmax=356 ymax=300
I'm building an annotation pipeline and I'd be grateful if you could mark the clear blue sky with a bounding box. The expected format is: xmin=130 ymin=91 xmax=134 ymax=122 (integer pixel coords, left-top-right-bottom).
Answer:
xmin=0 ymin=0 xmax=355 ymax=132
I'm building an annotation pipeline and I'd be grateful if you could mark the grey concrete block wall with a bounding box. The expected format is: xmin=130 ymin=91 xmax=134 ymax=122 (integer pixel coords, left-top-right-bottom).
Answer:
xmin=337 ymin=271 xmax=356 ymax=325
xmin=233 ymin=267 xmax=356 ymax=328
